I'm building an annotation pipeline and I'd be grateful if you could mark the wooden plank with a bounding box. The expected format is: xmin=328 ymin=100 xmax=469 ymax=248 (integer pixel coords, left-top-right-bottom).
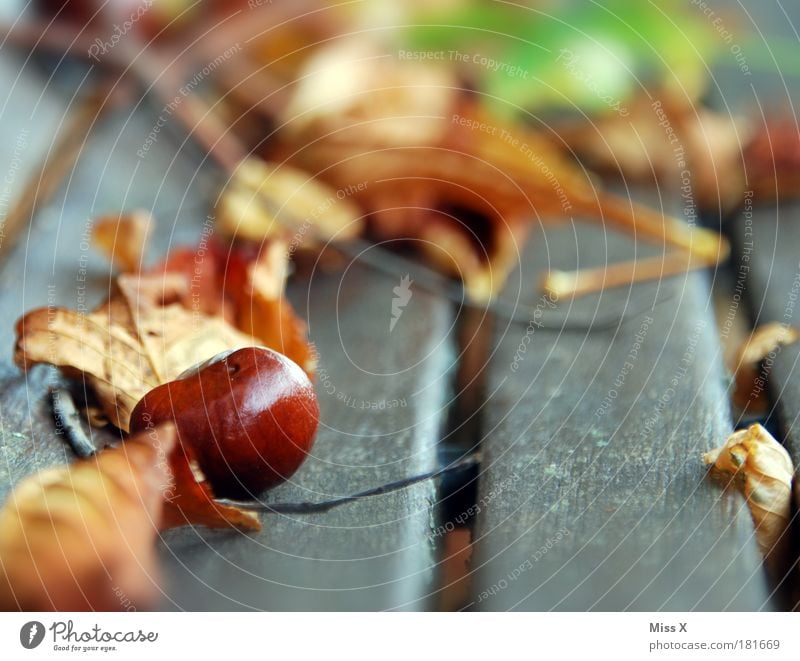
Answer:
xmin=0 ymin=73 xmax=456 ymax=608
xmin=0 ymin=55 xmax=89 ymax=502
xmin=730 ymin=204 xmax=800 ymax=455
xmin=0 ymin=72 xmax=215 ymax=491
xmin=727 ymin=201 xmax=800 ymax=608
xmin=158 ymin=263 xmax=454 ymax=610
xmin=470 ymin=220 xmax=770 ymax=610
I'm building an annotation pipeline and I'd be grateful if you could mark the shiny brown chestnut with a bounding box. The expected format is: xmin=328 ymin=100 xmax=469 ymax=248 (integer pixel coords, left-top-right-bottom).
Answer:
xmin=130 ymin=347 xmax=319 ymax=497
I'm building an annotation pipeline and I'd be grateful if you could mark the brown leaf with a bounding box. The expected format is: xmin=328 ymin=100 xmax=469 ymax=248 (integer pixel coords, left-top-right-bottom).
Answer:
xmin=0 ymin=424 xmax=176 ymax=611
xmin=161 ymin=443 xmax=260 ymax=531
xmin=150 ymin=236 xmax=316 ymax=376
xmin=283 ymin=107 xmax=727 ymax=301
xmin=281 ymin=40 xmax=458 ymax=147
xmin=232 ymin=241 xmax=317 ymax=375
xmin=93 ymin=210 xmax=154 ymax=273
xmin=14 ymin=272 xmax=255 ymax=432
xmin=552 ymin=91 xmax=749 ymax=213
xmin=217 ymin=158 xmax=364 ymax=249
xmin=732 ymin=323 xmax=800 ymax=413
xmin=150 ymin=244 xmax=227 ymax=319
xmin=704 ymin=424 xmax=793 ymax=563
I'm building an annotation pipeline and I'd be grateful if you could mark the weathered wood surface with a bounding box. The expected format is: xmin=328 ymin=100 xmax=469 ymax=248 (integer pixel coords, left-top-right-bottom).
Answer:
xmin=730 ymin=204 xmax=800 ymax=458
xmin=1 ymin=0 xmax=797 ymax=611
xmin=0 ymin=54 xmax=82 ymax=503
xmin=470 ymin=218 xmax=770 ymax=610
xmin=0 ymin=55 xmax=214 ymax=503
xmin=159 ymin=264 xmax=453 ymax=610
xmin=0 ymin=56 xmax=454 ymax=610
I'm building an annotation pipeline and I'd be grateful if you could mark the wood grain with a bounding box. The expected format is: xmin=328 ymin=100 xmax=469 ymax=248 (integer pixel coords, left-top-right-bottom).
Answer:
xmin=470 ymin=219 xmax=770 ymax=610
xmin=0 ymin=65 xmax=457 ymax=609
xmin=158 ymin=262 xmax=455 ymax=610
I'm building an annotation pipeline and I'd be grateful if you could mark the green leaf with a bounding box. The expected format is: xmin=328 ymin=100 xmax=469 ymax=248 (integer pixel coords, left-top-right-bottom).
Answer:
xmin=401 ymin=0 xmax=723 ymax=114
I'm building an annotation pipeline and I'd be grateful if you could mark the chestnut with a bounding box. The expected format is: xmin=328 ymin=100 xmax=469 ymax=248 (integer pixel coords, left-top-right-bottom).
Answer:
xmin=130 ymin=347 xmax=319 ymax=497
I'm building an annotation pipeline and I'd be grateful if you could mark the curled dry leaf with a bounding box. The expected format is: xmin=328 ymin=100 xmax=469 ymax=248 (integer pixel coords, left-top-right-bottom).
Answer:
xmin=216 ymin=157 xmax=364 ymax=250
xmin=0 ymin=422 xmax=259 ymax=612
xmin=17 ymin=208 xmax=317 ymax=429
xmin=732 ymin=323 xmax=800 ymax=413
xmin=273 ymin=42 xmax=730 ymax=302
xmin=281 ymin=39 xmax=458 ymax=147
xmin=232 ymin=241 xmax=318 ymax=375
xmin=89 ymin=212 xmax=316 ymax=375
xmin=161 ymin=442 xmax=261 ymax=531
xmin=0 ymin=424 xmax=175 ymax=611
xmin=14 ymin=272 xmax=255 ymax=432
xmin=93 ymin=209 xmax=153 ymax=273
xmin=551 ymin=90 xmax=750 ymax=214
xmin=280 ymin=101 xmax=728 ymax=301
xmin=151 ymin=236 xmax=317 ymax=376
xmin=743 ymin=118 xmax=800 ymax=203
xmin=704 ymin=424 xmax=794 ymax=560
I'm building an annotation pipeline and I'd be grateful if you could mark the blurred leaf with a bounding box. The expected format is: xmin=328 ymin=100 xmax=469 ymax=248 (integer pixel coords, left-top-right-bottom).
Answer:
xmin=402 ymin=0 xmax=722 ymax=114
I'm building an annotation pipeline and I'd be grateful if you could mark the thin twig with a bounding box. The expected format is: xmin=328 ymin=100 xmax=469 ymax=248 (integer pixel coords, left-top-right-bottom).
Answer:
xmin=217 ymin=451 xmax=482 ymax=515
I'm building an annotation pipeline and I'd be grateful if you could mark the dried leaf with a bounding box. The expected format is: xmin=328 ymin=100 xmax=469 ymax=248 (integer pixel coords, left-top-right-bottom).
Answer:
xmin=150 ymin=245 xmax=227 ymax=319
xmin=743 ymin=118 xmax=800 ymax=202
xmin=14 ymin=272 xmax=255 ymax=432
xmin=552 ymin=92 xmax=750 ymax=213
xmin=152 ymin=236 xmax=316 ymax=376
xmin=281 ymin=39 xmax=458 ymax=147
xmin=732 ymin=323 xmax=800 ymax=413
xmin=0 ymin=425 xmax=175 ymax=611
xmin=217 ymin=158 xmax=364 ymax=249
xmin=234 ymin=241 xmax=317 ymax=375
xmin=704 ymin=424 xmax=793 ymax=560
xmin=282 ymin=104 xmax=728 ymax=300
xmin=161 ymin=444 xmax=260 ymax=531
xmin=93 ymin=210 xmax=154 ymax=273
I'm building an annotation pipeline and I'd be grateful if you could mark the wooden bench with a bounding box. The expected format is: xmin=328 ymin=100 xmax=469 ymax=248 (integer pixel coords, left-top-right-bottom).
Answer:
xmin=1 ymin=5 xmax=797 ymax=609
